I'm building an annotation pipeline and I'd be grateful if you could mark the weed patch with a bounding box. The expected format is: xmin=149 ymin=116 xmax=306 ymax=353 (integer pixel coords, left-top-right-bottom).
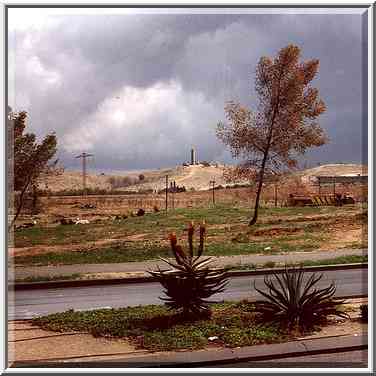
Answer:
xmin=14 ymin=273 xmax=82 ymax=283
xmin=226 ymin=254 xmax=368 ymax=271
xmin=32 ymin=302 xmax=287 ymax=351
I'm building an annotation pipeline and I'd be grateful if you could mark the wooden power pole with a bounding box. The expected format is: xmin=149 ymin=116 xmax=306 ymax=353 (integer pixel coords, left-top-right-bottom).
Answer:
xmin=165 ymin=175 xmax=168 ymax=212
xmin=172 ymin=181 xmax=176 ymax=210
xmin=75 ymin=152 xmax=93 ymax=195
xmin=210 ymin=180 xmax=216 ymax=205
xmin=274 ymin=183 xmax=278 ymax=207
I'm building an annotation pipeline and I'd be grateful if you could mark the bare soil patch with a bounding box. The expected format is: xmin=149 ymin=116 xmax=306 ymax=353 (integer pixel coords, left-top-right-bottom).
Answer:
xmin=9 ymin=232 xmax=151 ymax=257
xmin=252 ymin=227 xmax=302 ymax=237
xmin=8 ymin=321 xmax=142 ymax=364
xmin=319 ymin=228 xmax=366 ymax=250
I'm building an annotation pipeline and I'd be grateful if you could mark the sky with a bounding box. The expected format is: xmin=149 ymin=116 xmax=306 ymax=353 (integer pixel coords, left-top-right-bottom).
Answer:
xmin=8 ymin=8 xmax=368 ymax=172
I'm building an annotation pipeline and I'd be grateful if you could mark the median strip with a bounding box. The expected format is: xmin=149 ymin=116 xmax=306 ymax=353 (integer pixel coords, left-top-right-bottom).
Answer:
xmin=9 ymin=262 xmax=368 ymax=290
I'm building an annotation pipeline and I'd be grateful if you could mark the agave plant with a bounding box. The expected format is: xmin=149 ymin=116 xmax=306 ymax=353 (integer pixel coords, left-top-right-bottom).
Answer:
xmin=148 ymin=221 xmax=228 ymax=318
xmin=254 ymin=265 xmax=349 ymax=332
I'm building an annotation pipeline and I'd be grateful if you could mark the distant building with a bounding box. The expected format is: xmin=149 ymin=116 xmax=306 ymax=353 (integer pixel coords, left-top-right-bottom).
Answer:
xmin=313 ymin=174 xmax=367 ymax=185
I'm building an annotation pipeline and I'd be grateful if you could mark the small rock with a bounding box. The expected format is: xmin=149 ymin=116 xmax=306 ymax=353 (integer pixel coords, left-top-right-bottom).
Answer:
xmin=264 ymin=246 xmax=272 ymax=251
xmin=208 ymin=336 xmax=219 ymax=341
xmin=75 ymin=218 xmax=90 ymax=225
xmin=60 ymin=218 xmax=75 ymax=225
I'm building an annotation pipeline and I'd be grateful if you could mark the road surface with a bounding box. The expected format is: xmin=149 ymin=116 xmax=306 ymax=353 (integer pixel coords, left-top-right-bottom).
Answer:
xmin=12 ymin=248 xmax=367 ymax=280
xmin=9 ymin=267 xmax=368 ymax=320
xmin=209 ymin=350 xmax=368 ymax=368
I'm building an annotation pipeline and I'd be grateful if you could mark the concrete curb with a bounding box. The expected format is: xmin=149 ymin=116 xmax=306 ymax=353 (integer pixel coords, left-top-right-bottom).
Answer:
xmin=12 ymin=333 xmax=368 ymax=368
xmin=9 ymin=263 xmax=368 ymax=290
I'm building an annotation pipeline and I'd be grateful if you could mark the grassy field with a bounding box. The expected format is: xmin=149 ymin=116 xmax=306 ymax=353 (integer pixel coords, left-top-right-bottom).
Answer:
xmin=13 ymin=204 xmax=367 ymax=266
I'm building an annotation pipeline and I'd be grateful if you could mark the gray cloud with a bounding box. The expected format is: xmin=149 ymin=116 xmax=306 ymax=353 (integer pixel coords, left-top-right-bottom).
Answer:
xmin=8 ymin=11 xmax=367 ymax=171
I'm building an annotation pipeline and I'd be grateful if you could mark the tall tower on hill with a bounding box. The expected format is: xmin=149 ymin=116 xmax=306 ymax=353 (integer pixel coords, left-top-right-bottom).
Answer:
xmin=190 ymin=147 xmax=196 ymax=165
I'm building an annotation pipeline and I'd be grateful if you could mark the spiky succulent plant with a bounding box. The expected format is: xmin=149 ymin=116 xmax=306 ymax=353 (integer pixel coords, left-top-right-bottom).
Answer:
xmin=254 ymin=265 xmax=349 ymax=332
xmin=148 ymin=221 xmax=228 ymax=317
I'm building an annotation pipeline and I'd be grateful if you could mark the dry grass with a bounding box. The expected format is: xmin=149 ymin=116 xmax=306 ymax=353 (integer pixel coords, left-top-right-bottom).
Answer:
xmin=12 ymin=204 xmax=367 ymax=266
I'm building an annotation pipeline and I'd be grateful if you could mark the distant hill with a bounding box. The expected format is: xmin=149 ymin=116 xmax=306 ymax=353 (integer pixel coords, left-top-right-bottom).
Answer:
xmin=37 ymin=164 xmax=229 ymax=192
xmin=38 ymin=163 xmax=367 ymax=193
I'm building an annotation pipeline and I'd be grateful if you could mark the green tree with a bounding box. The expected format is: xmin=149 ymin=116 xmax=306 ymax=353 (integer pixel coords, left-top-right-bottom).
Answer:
xmin=8 ymin=107 xmax=58 ymax=227
xmin=217 ymin=45 xmax=328 ymax=225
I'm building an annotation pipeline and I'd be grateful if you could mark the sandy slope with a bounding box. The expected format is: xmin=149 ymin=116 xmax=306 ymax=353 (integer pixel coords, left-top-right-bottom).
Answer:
xmin=126 ymin=165 xmax=229 ymax=192
xmin=301 ymin=164 xmax=367 ymax=178
xmin=37 ymin=171 xmax=113 ymax=191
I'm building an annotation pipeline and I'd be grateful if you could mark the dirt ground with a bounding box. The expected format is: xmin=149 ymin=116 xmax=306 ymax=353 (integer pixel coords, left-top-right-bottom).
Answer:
xmin=8 ymin=321 xmax=144 ymax=364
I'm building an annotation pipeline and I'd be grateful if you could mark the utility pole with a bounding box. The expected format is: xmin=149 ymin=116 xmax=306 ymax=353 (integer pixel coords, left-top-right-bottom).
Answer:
xmin=165 ymin=175 xmax=168 ymax=213
xmin=170 ymin=182 xmax=174 ymax=210
xmin=75 ymin=152 xmax=93 ymax=196
xmin=274 ymin=182 xmax=278 ymax=207
xmin=172 ymin=181 xmax=176 ymax=210
xmin=210 ymin=180 xmax=215 ymax=205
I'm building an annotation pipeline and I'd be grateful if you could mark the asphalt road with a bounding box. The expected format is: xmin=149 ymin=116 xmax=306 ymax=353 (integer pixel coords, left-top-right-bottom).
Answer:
xmin=209 ymin=350 xmax=368 ymax=368
xmin=9 ymin=267 xmax=368 ymax=320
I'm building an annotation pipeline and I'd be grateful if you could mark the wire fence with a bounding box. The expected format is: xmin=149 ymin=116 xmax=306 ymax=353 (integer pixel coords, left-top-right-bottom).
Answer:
xmin=23 ymin=181 xmax=367 ymax=217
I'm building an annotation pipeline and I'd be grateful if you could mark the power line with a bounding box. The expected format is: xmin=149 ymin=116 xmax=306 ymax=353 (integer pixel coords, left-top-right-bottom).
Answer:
xmin=75 ymin=152 xmax=94 ymax=195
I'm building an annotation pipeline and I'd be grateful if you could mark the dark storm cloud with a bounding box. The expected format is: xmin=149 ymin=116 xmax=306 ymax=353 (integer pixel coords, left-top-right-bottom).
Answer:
xmin=8 ymin=10 xmax=366 ymax=171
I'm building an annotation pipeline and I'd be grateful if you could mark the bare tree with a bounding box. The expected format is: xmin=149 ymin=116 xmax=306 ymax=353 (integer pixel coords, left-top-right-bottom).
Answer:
xmin=217 ymin=45 xmax=328 ymax=225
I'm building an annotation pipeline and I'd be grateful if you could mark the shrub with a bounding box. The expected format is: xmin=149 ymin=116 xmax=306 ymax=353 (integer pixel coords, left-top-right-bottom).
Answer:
xmin=148 ymin=222 xmax=228 ymax=318
xmin=263 ymin=261 xmax=276 ymax=269
xmin=108 ymin=176 xmax=116 ymax=189
xmin=254 ymin=265 xmax=349 ymax=332
xmin=360 ymin=304 xmax=368 ymax=322
xmin=122 ymin=176 xmax=133 ymax=186
xmin=108 ymin=176 xmax=135 ymax=189
xmin=200 ymin=161 xmax=211 ymax=167
xmin=40 ymin=187 xmax=130 ymax=196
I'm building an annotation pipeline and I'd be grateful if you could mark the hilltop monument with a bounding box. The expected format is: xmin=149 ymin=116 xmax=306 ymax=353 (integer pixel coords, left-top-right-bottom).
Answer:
xmin=190 ymin=147 xmax=197 ymax=165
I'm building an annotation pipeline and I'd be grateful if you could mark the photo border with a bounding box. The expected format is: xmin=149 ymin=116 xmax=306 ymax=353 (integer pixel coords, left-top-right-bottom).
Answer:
xmin=2 ymin=1 xmax=373 ymax=374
